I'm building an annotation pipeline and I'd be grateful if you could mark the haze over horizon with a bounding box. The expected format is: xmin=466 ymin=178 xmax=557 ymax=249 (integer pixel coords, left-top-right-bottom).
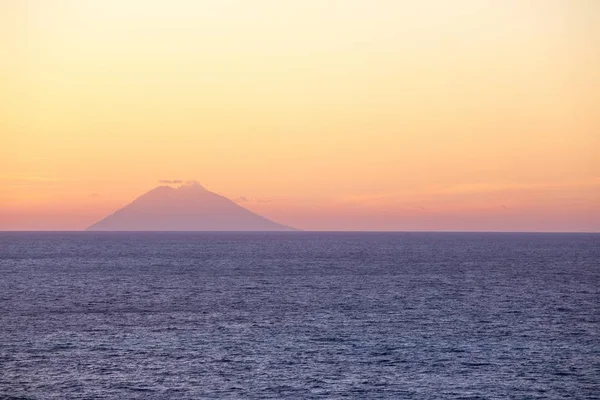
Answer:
xmin=2 ymin=1 xmax=599 ymax=232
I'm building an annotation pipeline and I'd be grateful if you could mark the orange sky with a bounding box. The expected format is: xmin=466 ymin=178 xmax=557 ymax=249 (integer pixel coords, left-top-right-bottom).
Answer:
xmin=1 ymin=0 xmax=599 ymax=231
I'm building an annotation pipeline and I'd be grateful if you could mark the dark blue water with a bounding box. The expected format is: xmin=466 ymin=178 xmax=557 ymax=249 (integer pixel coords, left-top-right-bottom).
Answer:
xmin=1 ymin=232 xmax=598 ymax=399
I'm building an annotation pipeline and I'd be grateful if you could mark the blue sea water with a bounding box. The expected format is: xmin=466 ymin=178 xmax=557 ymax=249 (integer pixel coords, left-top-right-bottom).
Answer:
xmin=0 ymin=232 xmax=598 ymax=399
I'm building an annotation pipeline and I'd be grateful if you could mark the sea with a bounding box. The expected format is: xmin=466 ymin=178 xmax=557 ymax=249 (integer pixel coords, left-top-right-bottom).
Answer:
xmin=0 ymin=232 xmax=598 ymax=399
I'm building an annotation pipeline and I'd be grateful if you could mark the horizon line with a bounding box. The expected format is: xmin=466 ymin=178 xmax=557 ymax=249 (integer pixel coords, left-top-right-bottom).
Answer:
xmin=1 ymin=230 xmax=598 ymax=234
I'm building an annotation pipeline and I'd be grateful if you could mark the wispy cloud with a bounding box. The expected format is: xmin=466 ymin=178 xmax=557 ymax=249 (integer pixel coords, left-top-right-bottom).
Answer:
xmin=432 ymin=179 xmax=600 ymax=196
xmin=233 ymin=196 xmax=271 ymax=204
xmin=0 ymin=175 xmax=58 ymax=186
xmin=158 ymin=179 xmax=183 ymax=184
xmin=333 ymin=179 xmax=600 ymax=207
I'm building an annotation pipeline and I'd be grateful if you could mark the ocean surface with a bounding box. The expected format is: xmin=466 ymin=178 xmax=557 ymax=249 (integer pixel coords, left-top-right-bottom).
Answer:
xmin=0 ymin=232 xmax=598 ymax=399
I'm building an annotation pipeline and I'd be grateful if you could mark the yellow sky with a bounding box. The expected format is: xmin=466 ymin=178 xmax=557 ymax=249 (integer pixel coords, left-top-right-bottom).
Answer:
xmin=1 ymin=0 xmax=599 ymax=230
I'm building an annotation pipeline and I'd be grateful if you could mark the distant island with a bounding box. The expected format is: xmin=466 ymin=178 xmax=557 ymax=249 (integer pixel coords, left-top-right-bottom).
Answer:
xmin=87 ymin=181 xmax=295 ymax=231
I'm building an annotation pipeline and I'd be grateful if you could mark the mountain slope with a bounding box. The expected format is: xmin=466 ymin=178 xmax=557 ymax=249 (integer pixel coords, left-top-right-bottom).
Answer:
xmin=86 ymin=182 xmax=295 ymax=231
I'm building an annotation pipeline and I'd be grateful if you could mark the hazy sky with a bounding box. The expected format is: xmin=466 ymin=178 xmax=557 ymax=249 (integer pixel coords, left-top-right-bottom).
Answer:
xmin=2 ymin=0 xmax=599 ymax=231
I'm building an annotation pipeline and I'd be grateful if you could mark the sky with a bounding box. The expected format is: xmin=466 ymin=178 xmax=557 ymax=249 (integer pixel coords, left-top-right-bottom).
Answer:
xmin=1 ymin=0 xmax=599 ymax=231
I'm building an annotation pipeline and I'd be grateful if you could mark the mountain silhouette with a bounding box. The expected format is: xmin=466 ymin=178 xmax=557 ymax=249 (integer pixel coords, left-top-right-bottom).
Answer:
xmin=87 ymin=182 xmax=295 ymax=231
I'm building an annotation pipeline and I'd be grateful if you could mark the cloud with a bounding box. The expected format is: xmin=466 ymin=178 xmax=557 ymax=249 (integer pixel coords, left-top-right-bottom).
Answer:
xmin=233 ymin=196 xmax=271 ymax=204
xmin=158 ymin=179 xmax=183 ymax=184
xmin=0 ymin=175 xmax=57 ymax=186
xmin=433 ymin=179 xmax=600 ymax=196
xmin=333 ymin=178 xmax=600 ymax=207
xmin=90 ymin=193 xmax=100 ymax=197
